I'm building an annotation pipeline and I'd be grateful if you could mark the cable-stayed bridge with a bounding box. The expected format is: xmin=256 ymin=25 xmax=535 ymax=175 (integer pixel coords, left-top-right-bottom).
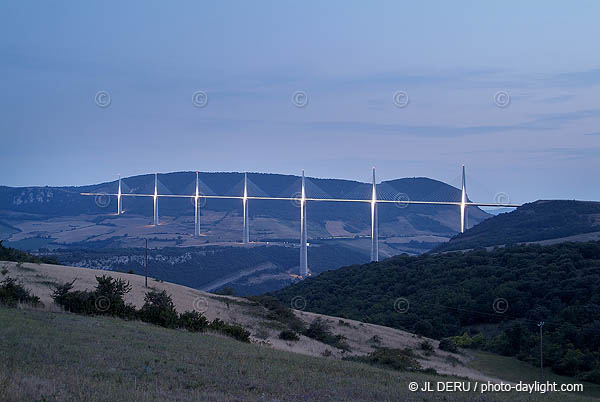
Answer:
xmin=81 ymin=166 xmax=521 ymax=277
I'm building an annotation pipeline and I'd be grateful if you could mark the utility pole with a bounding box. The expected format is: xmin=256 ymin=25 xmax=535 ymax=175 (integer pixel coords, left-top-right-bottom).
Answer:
xmin=145 ymin=239 xmax=148 ymax=288
xmin=538 ymin=321 xmax=544 ymax=380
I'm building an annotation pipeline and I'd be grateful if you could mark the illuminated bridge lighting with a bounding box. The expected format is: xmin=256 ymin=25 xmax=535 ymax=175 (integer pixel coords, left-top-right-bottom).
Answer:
xmin=80 ymin=166 xmax=522 ymax=277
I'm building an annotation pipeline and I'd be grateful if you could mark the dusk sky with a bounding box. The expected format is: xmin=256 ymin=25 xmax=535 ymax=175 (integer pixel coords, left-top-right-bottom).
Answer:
xmin=1 ymin=1 xmax=599 ymax=204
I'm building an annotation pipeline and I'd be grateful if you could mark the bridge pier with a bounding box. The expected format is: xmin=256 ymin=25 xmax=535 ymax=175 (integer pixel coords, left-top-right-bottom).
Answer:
xmin=117 ymin=174 xmax=122 ymax=215
xmin=243 ymin=173 xmax=249 ymax=244
xmin=153 ymin=173 xmax=159 ymax=226
xmin=299 ymin=170 xmax=308 ymax=277
xmin=460 ymin=165 xmax=467 ymax=233
xmin=371 ymin=167 xmax=379 ymax=262
xmin=194 ymin=171 xmax=200 ymax=237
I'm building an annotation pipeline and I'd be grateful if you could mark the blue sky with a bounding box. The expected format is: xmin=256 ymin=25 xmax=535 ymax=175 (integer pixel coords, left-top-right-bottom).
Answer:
xmin=1 ymin=1 xmax=599 ymax=204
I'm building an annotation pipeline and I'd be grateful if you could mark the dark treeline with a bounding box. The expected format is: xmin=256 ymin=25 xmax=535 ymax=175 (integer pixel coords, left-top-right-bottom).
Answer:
xmin=0 ymin=240 xmax=59 ymax=265
xmin=435 ymin=200 xmax=600 ymax=252
xmin=272 ymin=241 xmax=600 ymax=383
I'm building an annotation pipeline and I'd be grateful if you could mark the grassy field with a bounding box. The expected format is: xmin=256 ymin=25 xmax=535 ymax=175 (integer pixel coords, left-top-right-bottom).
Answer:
xmin=0 ymin=307 xmax=594 ymax=402
xmin=468 ymin=351 xmax=600 ymax=398
xmin=0 ymin=260 xmax=499 ymax=378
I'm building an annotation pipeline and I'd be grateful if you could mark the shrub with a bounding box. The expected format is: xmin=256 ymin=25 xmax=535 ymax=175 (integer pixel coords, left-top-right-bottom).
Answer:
xmin=178 ymin=310 xmax=209 ymax=332
xmin=248 ymin=295 xmax=305 ymax=333
xmin=439 ymin=338 xmax=458 ymax=353
xmin=94 ymin=275 xmax=135 ymax=318
xmin=452 ymin=332 xmax=485 ymax=349
xmin=303 ymin=317 xmax=350 ymax=351
xmin=138 ymin=290 xmax=179 ymax=328
xmin=347 ymin=348 xmax=421 ymax=372
xmin=209 ymin=318 xmax=251 ymax=343
xmin=420 ymin=340 xmax=434 ymax=352
xmin=0 ymin=277 xmax=41 ymax=307
xmin=52 ymin=276 xmax=135 ymax=318
xmin=279 ymin=330 xmax=300 ymax=341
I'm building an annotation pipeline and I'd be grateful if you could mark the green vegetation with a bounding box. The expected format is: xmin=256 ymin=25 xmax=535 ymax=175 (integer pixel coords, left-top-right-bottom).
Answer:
xmin=272 ymin=241 xmax=600 ymax=383
xmin=0 ymin=277 xmax=41 ymax=307
xmin=3 ymin=307 xmax=592 ymax=402
xmin=178 ymin=310 xmax=209 ymax=332
xmin=52 ymin=276 xmax=248 ymax=341
xmin=247 ymin=295 xmax=305 ymax=333
xmin=247 ymin=296 xmax=351 ymax=349
xmin=278 ymin=329 xmax=300 ymax=341
xmin=303 ymin=317 xmax=350 ymax=351
xmin=345 ymin=347 xmax=422 ymax=372
xmin=208 ymin=318 xmax=251 ymax=343
xmin=435 ymin=200 xmax=600 ymax=252
xmin=138 ymin=289 xmax=180 ymax=328
xmin=468 ymin=351 xmax=600 ymax=399
xmin=439 ymin=338 xmax=458 ymax=353
xmin=52 ymin=275 xmax=137 ymax=318
xmin=0 ymin=240 xmax=59 ymax=264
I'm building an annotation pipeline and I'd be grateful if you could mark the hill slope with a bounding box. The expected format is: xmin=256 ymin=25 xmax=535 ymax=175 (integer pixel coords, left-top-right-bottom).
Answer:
xmin=272 ymin=241 xmax=600 ymax=383
xmin=5 ymin=307 xmax=594 ymax=402
xmin=434 ymin=200 xmax=600 ymax=252
xmin=1 ymin=260 xmax=487 ymax=378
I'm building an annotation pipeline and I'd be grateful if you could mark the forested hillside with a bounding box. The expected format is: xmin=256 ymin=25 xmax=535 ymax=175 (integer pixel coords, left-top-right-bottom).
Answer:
xmin=435 ymin=200 xmax=600 ymax=252
xmin=272 ymin=241 xmax=600 ymax=383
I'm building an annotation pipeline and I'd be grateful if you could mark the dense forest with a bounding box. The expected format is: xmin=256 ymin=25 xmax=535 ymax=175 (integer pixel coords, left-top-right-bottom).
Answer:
xmin=272 ymin=241 xmax=600 ymax=383
xmin=435 ymin=200 xmax=600 ymax=252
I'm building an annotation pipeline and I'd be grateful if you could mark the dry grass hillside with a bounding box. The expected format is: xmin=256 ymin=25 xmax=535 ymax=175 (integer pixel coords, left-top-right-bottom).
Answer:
xmin=2 ymin=260 xmax=498 ymax=382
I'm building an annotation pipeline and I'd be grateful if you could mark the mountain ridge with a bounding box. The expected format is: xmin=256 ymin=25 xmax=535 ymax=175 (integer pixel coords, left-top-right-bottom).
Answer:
xmin=433 ymin=200 xmax=600 ymax=252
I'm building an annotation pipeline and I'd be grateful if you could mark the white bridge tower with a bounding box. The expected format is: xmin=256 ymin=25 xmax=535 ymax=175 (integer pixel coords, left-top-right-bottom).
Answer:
xmin=371 ymin=167 xmax=379 ymax=262
xmin=243 ymin=173 xmax=249 ymax=244
xmin=117 ymin=174 xmax=122 ymax=215
xmin=153 ymin=173 xmax=159 ymax=226
xmin=299 ymin=170 xmax=308 ymax=277
xmin=194 ymin=171 xmax=200 ymax=237
xmin=460 ymin=165 xmax=467 ymax=233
